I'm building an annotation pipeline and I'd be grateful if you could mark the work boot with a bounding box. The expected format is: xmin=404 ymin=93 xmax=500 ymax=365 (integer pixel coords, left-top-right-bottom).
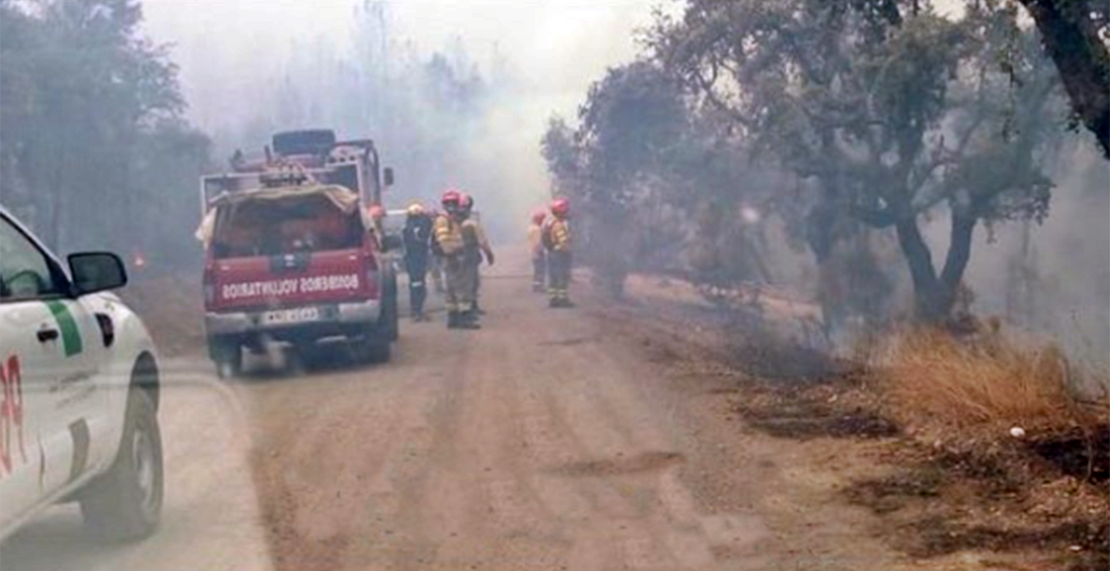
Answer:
xmin=447 ymin=311 xmax=459 ymax=329
xmin=458 ymin=310 xmax=481 ymax=329
xmin=552 ymin=297 xmax=575 ymax=309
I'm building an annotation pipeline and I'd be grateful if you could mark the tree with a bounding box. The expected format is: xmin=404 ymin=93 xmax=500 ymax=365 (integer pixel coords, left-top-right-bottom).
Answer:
xmin=651 ymin=0 xmax=1062 ymax=321
xmin=540 ymin=61 xmax=694 ymax=295
xmin=1013 ymin=0 xmax=1108 ymax=158
xmin=540 ymin=116 xmax=578 ymax=196
xmin=0 ymin=0 xmax=205 ymax=264
xmin=541 ymin=60 xmax=790 ymax=298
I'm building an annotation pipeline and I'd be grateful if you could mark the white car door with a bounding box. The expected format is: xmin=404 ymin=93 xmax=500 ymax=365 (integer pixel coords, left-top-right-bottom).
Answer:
xmin=0 ymin=216 xmax=100 ymax=530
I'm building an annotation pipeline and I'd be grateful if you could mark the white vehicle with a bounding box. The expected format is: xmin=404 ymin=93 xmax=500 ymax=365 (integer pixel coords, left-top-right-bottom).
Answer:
xmin=0 ymin=206 xmax=163 ymax=543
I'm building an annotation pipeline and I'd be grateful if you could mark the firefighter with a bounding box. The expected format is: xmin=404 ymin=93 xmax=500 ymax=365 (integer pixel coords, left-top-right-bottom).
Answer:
xmin=402 ymin=201 xmax=434 ymax=322
xmin=459 ymin=194 xmax=495 ymax=314
xmin=527 ymin=209 xmax=547 ymax=293
xmin=544 ymin=198 xmax=573 ymax=308
xmin=431 ymin=189 xmax=479 ymax=329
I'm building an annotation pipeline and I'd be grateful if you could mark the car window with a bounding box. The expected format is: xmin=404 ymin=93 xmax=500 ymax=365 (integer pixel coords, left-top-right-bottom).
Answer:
xmin=0 ymin=217 xmax=65 ymax=301
xmin=211 ymin=196 xmax=364 ymax=259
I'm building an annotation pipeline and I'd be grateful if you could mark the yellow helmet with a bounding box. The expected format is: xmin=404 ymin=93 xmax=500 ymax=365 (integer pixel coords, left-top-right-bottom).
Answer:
xmin=407 ymin=202 xmax=425 ymax=216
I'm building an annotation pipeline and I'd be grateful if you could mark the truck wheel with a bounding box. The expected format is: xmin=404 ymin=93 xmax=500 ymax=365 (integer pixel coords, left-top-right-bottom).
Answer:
xmin=387 ymin=292 xmax=400 ymax=342
xmin=353 ymin=333 xmax=391 ymax=364
xmin=80 ymin=388 xmax=163 ymax=542
xmin=210 ymin=336 xmax=242 ymax=379
xmin=215 ymin=352 xmax=242 ymax=380
xmin=385 ymin=275 xmax=400 ymax=342
xmin=285 ymin=344 xmax=309 ymax=376
xmin=368 ymin=340 xmax=392 ymax=364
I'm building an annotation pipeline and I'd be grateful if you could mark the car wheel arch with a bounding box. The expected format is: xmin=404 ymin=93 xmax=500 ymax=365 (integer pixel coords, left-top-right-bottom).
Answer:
xmin=130 ymin=352 xmax=159 ymax=413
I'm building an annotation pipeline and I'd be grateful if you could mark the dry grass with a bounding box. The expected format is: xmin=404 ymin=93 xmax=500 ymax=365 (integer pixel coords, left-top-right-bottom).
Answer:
xmin=873 ymin=327 xmax=1102 ymax=430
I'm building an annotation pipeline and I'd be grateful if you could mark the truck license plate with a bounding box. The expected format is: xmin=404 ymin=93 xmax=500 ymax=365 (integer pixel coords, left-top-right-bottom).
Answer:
xmin=261 ymin=307 xmax=319 ymax=325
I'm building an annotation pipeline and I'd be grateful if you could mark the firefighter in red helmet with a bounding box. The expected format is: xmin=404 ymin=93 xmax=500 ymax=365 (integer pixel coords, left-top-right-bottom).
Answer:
xmin=543 ymin=198 xmax=573 ymax=308
xmin=459 ymin=193 xmax=494 ymax=317
xmin=431 ymin=189 xmax=478 ymax=329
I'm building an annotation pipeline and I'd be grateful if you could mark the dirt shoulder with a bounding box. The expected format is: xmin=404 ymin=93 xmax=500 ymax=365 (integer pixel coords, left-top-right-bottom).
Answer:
xmin=599 ymin=275 xmax=1109 ymax=571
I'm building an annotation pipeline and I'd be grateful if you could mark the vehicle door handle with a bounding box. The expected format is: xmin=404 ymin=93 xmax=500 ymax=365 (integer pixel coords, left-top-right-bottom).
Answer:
xmin=36 ymin=327 xmax=59 ymax=343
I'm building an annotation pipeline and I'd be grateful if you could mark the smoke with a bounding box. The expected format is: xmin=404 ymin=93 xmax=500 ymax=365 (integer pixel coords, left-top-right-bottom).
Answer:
xmin=134 ymin=0 xmax=1106 ymax=374
xmin=955 ymin=142 xmax=1110 ymax=367
xmin=140 ymin=0 xmax=661 ymax=241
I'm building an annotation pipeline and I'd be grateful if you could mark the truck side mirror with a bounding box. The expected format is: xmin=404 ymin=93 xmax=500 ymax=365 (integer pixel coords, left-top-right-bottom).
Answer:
xmin=383 ymin=167 xmax=395 ymax=187
xmin=69 ymin=252 xmax=128 ymax=295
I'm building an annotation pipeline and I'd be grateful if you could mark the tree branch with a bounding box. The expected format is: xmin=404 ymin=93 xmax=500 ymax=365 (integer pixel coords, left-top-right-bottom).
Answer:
xmin=694 ymin=64 xmax=753 ymax=128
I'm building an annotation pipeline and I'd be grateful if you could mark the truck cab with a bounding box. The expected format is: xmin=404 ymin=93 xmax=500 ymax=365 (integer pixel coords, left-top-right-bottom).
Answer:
xmin=198 ymin=130 xmax=400 ymax=377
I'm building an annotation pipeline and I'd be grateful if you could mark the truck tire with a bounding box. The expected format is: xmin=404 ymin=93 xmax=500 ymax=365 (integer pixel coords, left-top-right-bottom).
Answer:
xmin=385 ymin=276 xmax=400 ymax=342
xmin=368 ymin=339 xmax=392 ymax=364
xmin=209 ymin=336 xmax=242 ymax=379
xmin=216 ymin=356 xmax=242 ymax=380
xmin=352 ymin=333 xmax=391 ymax=364
xmin=80 ymin=388 xmax=163 ymax=542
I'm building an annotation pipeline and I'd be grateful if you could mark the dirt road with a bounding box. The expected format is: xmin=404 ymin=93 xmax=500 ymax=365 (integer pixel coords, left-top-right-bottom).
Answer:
xmin=3 ymin=257 xmax=957 ymax=571
xmin=245 ymin=263 xmax=921 ymax=571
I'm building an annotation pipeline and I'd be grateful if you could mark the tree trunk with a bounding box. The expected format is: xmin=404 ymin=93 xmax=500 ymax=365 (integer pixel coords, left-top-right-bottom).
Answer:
xmin=1019 ymin=0 xmax=1110 ymax=159
xmin=894 ymin=218 xmax=945 ymax=321
xmin=937 ymin=210 xmax=978 ymax=314
xmin=894 ymin=208 xmax=979 ymax=323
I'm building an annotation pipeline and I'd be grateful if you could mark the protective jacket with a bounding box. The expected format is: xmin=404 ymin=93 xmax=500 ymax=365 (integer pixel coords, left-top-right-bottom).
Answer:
xmin=461 ymin=218 xmax=492 ymax=265
xmin=544 ymin=217 xmax=571 ymax=253
xmin=432 ymin=214 xmax=464 ymax=256
xmin=527 ymin=223 xmax=544 ymax=258
xmin=403 ymin=213 xmax=433 ymax=264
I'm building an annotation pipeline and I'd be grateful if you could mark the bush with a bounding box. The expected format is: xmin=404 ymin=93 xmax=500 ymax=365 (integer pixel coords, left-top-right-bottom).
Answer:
xmin=873 ymin=327 xmax=1100 ymax=429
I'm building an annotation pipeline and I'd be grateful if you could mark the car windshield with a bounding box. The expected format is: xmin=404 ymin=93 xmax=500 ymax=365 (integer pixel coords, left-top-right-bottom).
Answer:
xmin=1 ymin=2 xmax=1107 ymax=571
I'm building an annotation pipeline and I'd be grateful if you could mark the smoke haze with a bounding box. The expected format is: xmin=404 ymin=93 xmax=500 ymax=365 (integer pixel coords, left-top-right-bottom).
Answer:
xmin=13 ymin=0 xmax=1102 ymax=371
xmin=140 ymin=0 xmax=661 ymax=238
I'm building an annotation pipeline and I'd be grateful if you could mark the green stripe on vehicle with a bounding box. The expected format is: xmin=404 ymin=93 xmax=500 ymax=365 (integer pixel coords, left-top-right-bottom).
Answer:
xmin=45 ymin=300 xmax=83 ymax=357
